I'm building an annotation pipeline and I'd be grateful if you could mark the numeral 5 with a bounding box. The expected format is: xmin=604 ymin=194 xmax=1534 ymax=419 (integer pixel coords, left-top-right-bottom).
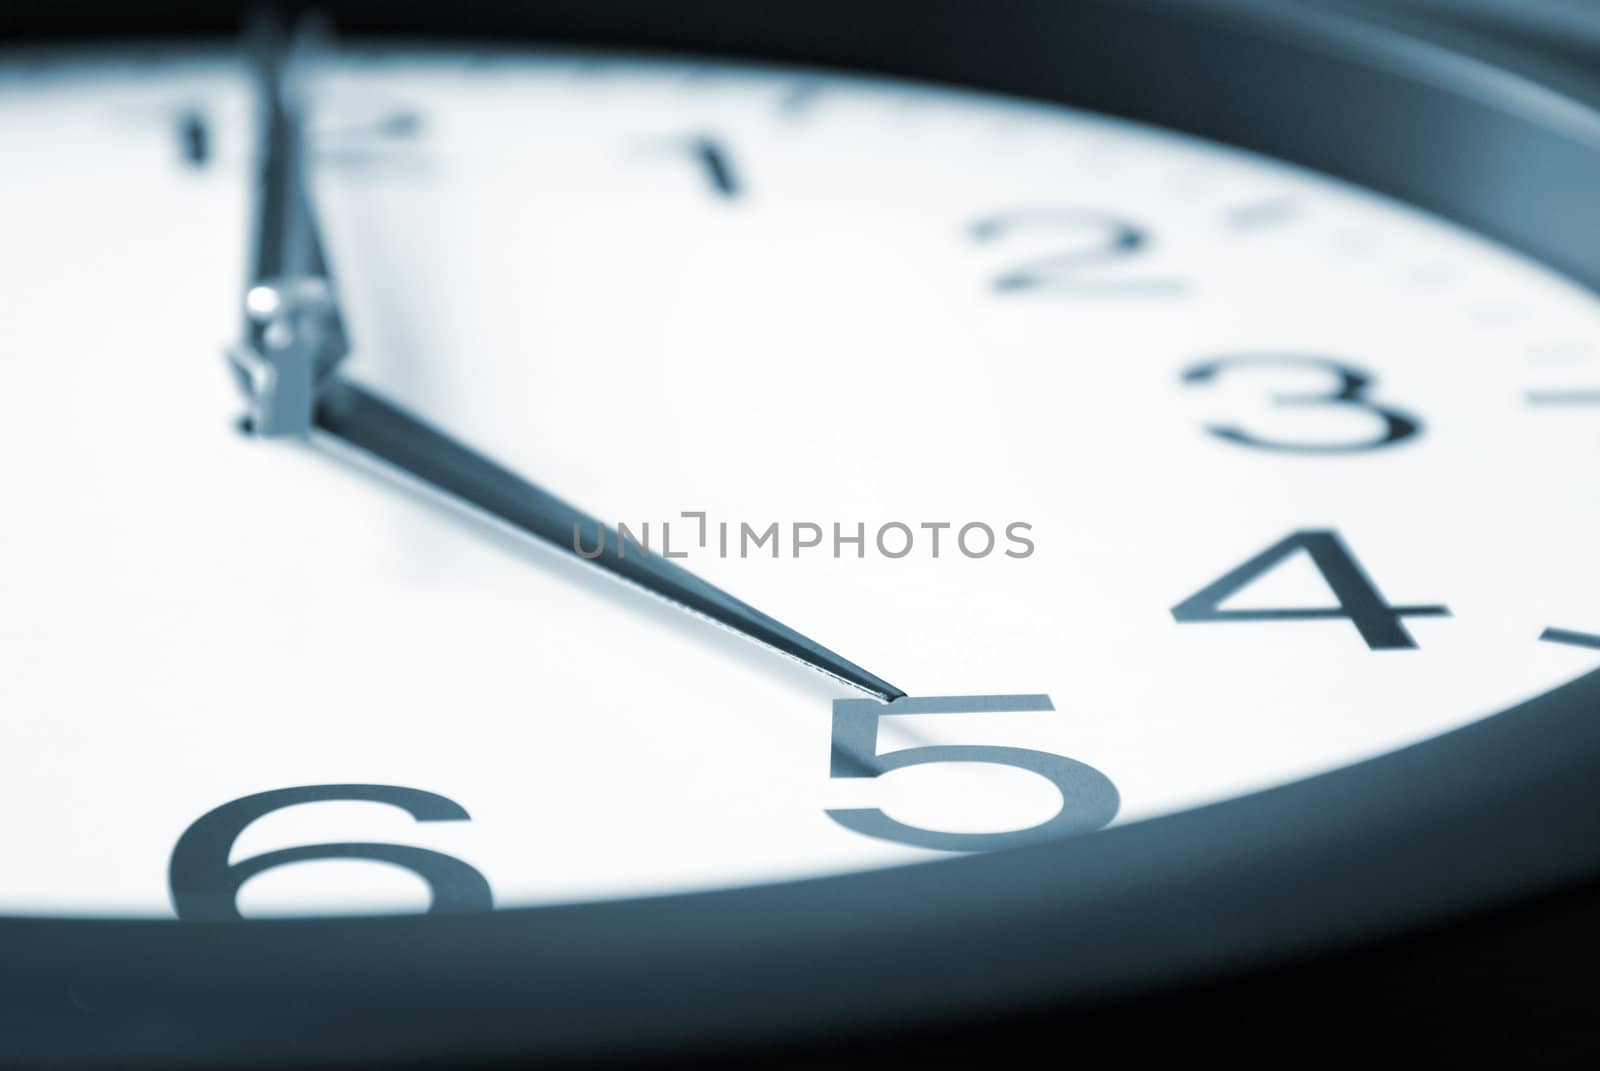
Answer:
xmin=825 ymin=694 xmax=1118 ymax=852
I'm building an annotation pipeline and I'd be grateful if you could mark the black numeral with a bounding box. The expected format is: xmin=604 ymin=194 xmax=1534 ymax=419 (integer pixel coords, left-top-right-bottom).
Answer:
xmin=689 ymin=137 xmax=739 ymax=198
xmin=826 ymin=694 xmax=1118 ymax=852
xmin=1171 ymin=530 xmax=1449 ymax=650
xmin=971 ymin=207 xmax=1180 ymax=295
xmin=1182 ymin=355 xmax=1422 ymax=453
xmin=169 ymin=784 xmax=492 ymax=920
xmin=653 ymin=135 xmax=741 ymax=199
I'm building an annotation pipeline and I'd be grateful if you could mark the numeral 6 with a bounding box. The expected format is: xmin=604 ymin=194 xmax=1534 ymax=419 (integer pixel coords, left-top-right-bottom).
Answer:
xmin=169 ymin=784 xmax=492 ymax=920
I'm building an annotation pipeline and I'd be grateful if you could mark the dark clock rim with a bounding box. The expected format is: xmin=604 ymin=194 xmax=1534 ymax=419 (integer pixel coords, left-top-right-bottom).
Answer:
xmin=3 ymin=1 xmax=1599 ymax=1068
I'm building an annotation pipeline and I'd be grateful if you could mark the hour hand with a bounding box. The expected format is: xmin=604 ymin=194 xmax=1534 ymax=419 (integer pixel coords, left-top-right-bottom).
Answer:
xmin=228 ymin=16 xmax=348 ymax=437
xmin=314 ymin=382 xmax=906 ymax=701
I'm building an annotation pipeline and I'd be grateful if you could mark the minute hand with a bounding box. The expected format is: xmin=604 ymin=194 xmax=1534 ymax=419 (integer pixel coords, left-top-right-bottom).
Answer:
xmin=314 ymin=381 xmax=906 ymax=701
xmin=229 ymin=15 xmax=347 ymax=438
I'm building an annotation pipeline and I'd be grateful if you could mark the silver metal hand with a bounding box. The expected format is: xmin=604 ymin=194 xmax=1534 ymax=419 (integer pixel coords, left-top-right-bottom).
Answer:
xmin=226 ymin=18 xmax=905 ymax=701
xmin=228 ymin=15 xmax=347 ymax=437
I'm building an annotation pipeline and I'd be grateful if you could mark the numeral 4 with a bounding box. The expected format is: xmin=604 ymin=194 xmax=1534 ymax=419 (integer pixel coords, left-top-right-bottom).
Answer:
xmin=1171 ymin=530 xmax=1449 ymax=650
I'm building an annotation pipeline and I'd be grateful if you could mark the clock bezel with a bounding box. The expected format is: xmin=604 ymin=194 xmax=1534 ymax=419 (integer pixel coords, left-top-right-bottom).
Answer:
xmin=2 ymin=1 xmax=1598 ymax=1067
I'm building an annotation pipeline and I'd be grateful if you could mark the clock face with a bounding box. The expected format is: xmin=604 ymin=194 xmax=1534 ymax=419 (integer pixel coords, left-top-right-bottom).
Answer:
xmin=3 ymin=43 xmax=1599 ymax=920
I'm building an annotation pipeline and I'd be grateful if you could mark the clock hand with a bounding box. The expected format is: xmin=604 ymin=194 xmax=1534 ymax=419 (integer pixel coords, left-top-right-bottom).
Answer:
xmin=227 ymin=13 xmax=347 ymax=438
xmin=313 ymin=380 xmax=906 ymax=701
xmin=226 ymin=17 xmax=904 ymax=702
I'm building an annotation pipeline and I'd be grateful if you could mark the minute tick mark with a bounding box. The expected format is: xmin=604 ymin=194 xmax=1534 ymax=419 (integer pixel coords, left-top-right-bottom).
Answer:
xmin=177 ymin=109 xmax=209 ymax=167
xmin=778 ymin=82 xmax=824 ymax=118
xmin=1225 ymin=198 xmax=1297 ymax=230
xmin=1541 ymin=627 xmax=1600 ymax=651
xmin=1526 ymin=341 xmax=1597 ymax=365
xmin=1525 ymin=390 xmax=1600 ymax=406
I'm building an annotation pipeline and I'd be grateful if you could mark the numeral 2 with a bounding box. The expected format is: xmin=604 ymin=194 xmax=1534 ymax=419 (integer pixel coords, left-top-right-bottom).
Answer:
xmin=971 ymin=207 xmax=1181 ymax=295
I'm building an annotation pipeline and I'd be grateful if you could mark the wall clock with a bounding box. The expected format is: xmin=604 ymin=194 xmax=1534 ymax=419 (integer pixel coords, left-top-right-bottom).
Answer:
xmin=1 ymin=0 xmax=1598 ymax=1065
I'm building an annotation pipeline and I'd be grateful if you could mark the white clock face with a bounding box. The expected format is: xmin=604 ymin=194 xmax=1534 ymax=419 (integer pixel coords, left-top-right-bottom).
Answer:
xmin=2 ymin=45 xmax=1598 ymax=918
